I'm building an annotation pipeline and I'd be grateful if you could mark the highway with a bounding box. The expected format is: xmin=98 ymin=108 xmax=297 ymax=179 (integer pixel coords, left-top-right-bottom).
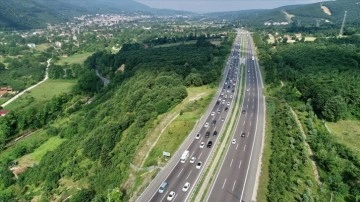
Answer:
xmin=137 ymin=30 xmax=244 ymax=202
xmin=206 ymin=31 xmax=265 ymax=202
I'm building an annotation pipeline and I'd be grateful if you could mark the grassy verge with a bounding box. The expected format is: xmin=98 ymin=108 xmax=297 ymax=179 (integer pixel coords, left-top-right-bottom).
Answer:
xmin=55 ymin=52 xmax=93 ymax=65
xmin=327 ymin=120 xmax=360 ymax=157
xmin=34 ymin=43 xmax=50 ymax=52
xmin=4 ymin=79 xmax=76 ymax=110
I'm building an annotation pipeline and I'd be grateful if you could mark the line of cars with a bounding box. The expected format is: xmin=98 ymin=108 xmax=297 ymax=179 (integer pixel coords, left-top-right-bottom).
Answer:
xmin=154 ymin=36 xmax=242 ymax=202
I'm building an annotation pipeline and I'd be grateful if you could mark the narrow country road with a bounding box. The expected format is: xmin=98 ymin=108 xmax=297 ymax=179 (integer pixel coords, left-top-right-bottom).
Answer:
xmin=1 ymin=58 xmax=51 ymax=108
xmin=96 ymin=70 xmax=110 ymax=86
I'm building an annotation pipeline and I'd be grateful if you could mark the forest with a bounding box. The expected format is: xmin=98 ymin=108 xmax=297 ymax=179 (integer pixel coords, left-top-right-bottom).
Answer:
xmin=0 ymin=36 xmax=232 ymax=201
xmin=255 ymin=33 xmax=360 ymax=201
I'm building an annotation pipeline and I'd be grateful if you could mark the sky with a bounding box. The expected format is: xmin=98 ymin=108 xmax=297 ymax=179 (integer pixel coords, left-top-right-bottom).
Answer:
xmin=135 ymin=0 xmax=324 ymax=13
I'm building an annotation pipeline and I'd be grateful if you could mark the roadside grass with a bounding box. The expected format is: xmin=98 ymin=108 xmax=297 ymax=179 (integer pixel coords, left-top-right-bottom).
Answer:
xmin=142 ymin=86 xmax=216 ymax=167
xmin=4 ymin=79 xmax=76 ymax=110
xmin=326 ymin=120 xmax=360 ymax=156
xmin=0 ymin=97 xmax=8 ymax=105
xmin=256 ymin=98 xmax=275 ymax=202
xmin=34 ymin=43 xmax=50 ymax=52
xmin=55 ymin=52 xmax=93 ymax=65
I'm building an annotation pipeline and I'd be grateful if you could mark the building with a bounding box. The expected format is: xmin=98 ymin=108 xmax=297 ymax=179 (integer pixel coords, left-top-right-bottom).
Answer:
xmin=0 ymin=86 xmax=14 ymax=97
xmin=0 ymin=109 xmax=9 ymax=116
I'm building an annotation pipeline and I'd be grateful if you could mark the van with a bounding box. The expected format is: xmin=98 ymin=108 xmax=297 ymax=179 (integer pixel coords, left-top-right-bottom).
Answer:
xmin=158 ymin=181 xmax=168 ymax=193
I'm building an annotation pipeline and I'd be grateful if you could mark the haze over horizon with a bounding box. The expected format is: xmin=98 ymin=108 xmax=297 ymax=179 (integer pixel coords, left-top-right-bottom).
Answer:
xmin=136 ymin=0 xmax=325 ymax=13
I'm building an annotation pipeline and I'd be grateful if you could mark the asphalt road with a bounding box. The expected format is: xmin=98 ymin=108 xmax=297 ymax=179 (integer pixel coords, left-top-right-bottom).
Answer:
xmin=206 ymin=32 xmax=265 ymax=202
xmin=137 ymin=30 xmax=244 ymax=202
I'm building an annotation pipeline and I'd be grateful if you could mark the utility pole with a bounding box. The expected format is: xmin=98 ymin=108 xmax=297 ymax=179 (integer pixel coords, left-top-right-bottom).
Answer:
xmin=339 ymin=11 xmax=347 ymax=36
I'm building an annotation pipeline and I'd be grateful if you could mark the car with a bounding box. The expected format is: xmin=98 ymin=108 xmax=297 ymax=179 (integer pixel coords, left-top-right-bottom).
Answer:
xmin=200 ymin=142 xmax=205 ymax=148
xmin=230 ymin=95 xmax=233 ymax=98
xmin=221 ymin=92 xmax=224 ymax=96
xmin=224 ymin=95 xmax=228 ymax=98
xmin=182 ymin=182 xmax=190 ymax=192
xmin=195 ymin=133 xmax=201 ymax=139
xmin=158 ymin=181 xmax=168 ymax=193
xmin=222 ymin=100 xmax=226 ymax=104
xmin=205 ymin=131 xmax=210 ymax=138
xmin=227 ymin=102 xmax=231 ymax=106
xmin=246 ymin=88 xmax=250 ymax=92
xmin=221 ymin=117 xmax=225 ymax=122
xmin=190 ymin=157 xmax=196 ymax=163
xmin=232 ymin=139 xmax=236 ymax=144
xmin=247 ymin=70 xmax=250 ymax=73
xmin=207 ymin=141 xmax=213 ymax=148
xmin=242 ymin=110 xmax=246 ymax=114
xmin=232 ymin=89 xmax=235 ymax=93
xmin=211 ymin=120 xmax=216 ymax=126
xmin=216 ymin=101 xmax=220 ymax=105
xmin=217 ymin=109 xmax=221 ymax=113
xmin=211 ymin=111 xmax=215 ymax=116
xmin=196 ymin=161 xmax=202 ymax=169
xmin=213 ymin=130 xmax=218 ymax=136
xmin=241 ymin=132 xmax=246 ymax=138
xmin=167 ymin=191 xmax=175 ymax=201
xmin=204 ymin=122 xmax=209 ymax=127
xmin=224 ymin=107 xmax=229 ymax=111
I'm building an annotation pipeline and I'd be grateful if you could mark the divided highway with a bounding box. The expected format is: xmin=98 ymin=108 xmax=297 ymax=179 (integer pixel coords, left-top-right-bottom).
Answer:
xmin=206 ymin=32 xmax=265 ymax=202
xmin=137 ymin=30 xmax=244 ymax=202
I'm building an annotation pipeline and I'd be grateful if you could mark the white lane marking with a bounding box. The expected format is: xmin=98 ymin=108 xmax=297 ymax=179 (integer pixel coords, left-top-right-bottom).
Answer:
xmin=160 ymin=191 xmax=169 ymax=202
xmin=239 ymin=160 xmax=242 ymax=169
xmin=186 ymin=170 xmax=192 ymax=180
xmin=172 ymin=193 xmax=178 ymax=202
xmin=177 ymin=168 xmax=184 ymax=178
xmin=232 ymin=180 xmax=237 ymax=192
xmin=236 ymin=143 xmax=239 ymax=150
xmin=244 ymin=145 xmax=247 ymax=151
xmin=230 ymin=158 xmax=234 ymax=167
xmin=250 ymin=121 xmax=252 ymax=127
xmin=198 ymin=152 xmax=203 ymax=159
xmin=222 ymin=178 xmax=227 ymax=189
xmin=247 ymin=98 xmax=249 ymax=102
xmin=246 ymin=104 xmax=249 ymax=108
xmin=243 ymin=121 xmax=246 ymax=126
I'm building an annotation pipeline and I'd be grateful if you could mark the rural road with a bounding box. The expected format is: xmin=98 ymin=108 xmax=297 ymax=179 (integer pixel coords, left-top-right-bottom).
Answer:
xmin=1 ymin=58 xmax=51 ymax=108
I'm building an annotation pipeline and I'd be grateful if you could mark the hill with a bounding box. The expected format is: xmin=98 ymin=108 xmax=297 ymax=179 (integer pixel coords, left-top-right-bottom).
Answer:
xmin=0 ymin=0 xmax=150 ymax=30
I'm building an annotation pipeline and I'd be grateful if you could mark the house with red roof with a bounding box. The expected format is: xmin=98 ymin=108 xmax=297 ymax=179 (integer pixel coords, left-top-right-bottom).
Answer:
xmin=0 ymin=109 xmax=9 ymax=116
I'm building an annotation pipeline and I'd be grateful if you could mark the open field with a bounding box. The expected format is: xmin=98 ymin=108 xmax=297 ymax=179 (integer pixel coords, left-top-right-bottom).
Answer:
xmin=4 ymin=79 xmax=76 ymax=110
xmin=56 ymin=52 xmax=93 ymax=65
xmin=327 ymin=120 xmax=360 ymax=155
xmin=34 ymin=43 xmax=50 ymax=52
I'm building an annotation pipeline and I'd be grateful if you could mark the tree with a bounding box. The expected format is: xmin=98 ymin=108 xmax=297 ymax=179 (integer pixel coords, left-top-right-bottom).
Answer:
xmin=322 ymin=96 xmax=347 ymax=122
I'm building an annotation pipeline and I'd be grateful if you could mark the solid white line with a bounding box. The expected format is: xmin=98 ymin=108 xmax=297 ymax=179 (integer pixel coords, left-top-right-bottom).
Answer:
xmin=232 ymin=180 xmax=237 ymax=192
xmin=177 ymin=168 xmax=184 ymax=178
xmin=243 ymin=145 xmax=247 ymax=151
xmin=186 ymin=170 xmax=192 ymax=180
xmin=239 ymin=160 xmax=242 ymax=169
xmin=230 ymin=159 xmax=234 ymax=167
xmin=222 ymin=178 xmax=227 ymax=189
xmin=198 ymin=152 xmax=203 ymax=159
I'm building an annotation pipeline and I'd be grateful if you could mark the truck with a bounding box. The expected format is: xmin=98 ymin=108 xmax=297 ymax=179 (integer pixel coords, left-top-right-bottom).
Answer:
xmin=180 ymin=150 xmax=190 ymax=163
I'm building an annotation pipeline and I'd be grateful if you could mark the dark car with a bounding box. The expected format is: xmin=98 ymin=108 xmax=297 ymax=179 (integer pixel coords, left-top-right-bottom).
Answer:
xmin=224 ymin=107 xmax=229 ymax=111
xmin=207 ymin=141 xmax=213 ymax=148
xmin=205 ymin=131 xmax=210 ymax=138
xmin=216 ymin=101 xmax=220 ymax=105
xmin=213 ymin=130 xmax=218 ymax=136
xmin=211 ymin=120 xmax=216 ymax=126
xmin=242 ymin=110 xmax=246 ymax=114
xmin=241 ymin=132 xmax=246 ymax=137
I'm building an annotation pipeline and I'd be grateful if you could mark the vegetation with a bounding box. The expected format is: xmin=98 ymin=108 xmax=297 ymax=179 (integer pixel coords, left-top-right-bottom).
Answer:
xmin=0 ymin=35 xmax=232 ymax=200
xmin=255 ymin=31 xmax=360 ymax=201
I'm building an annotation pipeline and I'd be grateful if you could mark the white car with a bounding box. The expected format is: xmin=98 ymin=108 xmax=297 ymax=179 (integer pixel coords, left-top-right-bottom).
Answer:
xmin=182 ymin=182 xmax=190 ymax=192
xmin=227 ymin=102 xmax=231 ymax=106
xmin=246 ymin=88 xmax=250 ymax=92
xmin=196 ymin=161 xmax=202 ymax=169
xmin=190 ymin=157 xmax=196 ymax=163
xmin=200 ymin=142 xmax=205 ymax=148
xmin=204 ymin=122 xmax=209 ymax=127
xmin=167 ymin=191 xmax=176 ymax=201
xmin=230 ymin=95 xmax=233 ymax=98
xmin=195 ymin=133 xmax=201 ymax=139
xmin=232 ymin=139 xmax=236 ymax=144
xmin=211 ymin=111 xmax=215 ymax=116
xmin=222 ymin=100 xmax=226 ymax=104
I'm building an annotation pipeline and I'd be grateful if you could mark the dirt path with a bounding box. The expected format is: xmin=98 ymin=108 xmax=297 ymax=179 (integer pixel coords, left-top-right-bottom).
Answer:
xmin=1 ymin=58 xmax=51 ymax=108
xmin=289 ymin=107 xmax=321 ymax=185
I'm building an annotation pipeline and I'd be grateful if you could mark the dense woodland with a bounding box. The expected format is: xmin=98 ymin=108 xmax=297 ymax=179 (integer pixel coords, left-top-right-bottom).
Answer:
xmin=0 ymin=36 xmax=232 ymax=201
xmin=255 ymin=33 xmax=360 ymax=201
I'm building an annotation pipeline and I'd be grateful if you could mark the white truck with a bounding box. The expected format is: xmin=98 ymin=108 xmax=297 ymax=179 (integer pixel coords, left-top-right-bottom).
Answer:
xmin=180 ymin=150 xmax=190 ymax=163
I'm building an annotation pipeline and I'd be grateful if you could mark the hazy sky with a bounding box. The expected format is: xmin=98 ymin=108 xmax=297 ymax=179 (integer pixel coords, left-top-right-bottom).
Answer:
xmin=136 ymin=0 xmax=324 ymax=13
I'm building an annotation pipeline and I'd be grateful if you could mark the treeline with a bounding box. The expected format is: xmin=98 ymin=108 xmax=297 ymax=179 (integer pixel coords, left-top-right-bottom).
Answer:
xmin=143 ymin=34 xmax=226 ymax=46
xmin=1 ymin=38 xmax=232 ymax=201
xmin=256 ymin=34 xmax=360 ymax=121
